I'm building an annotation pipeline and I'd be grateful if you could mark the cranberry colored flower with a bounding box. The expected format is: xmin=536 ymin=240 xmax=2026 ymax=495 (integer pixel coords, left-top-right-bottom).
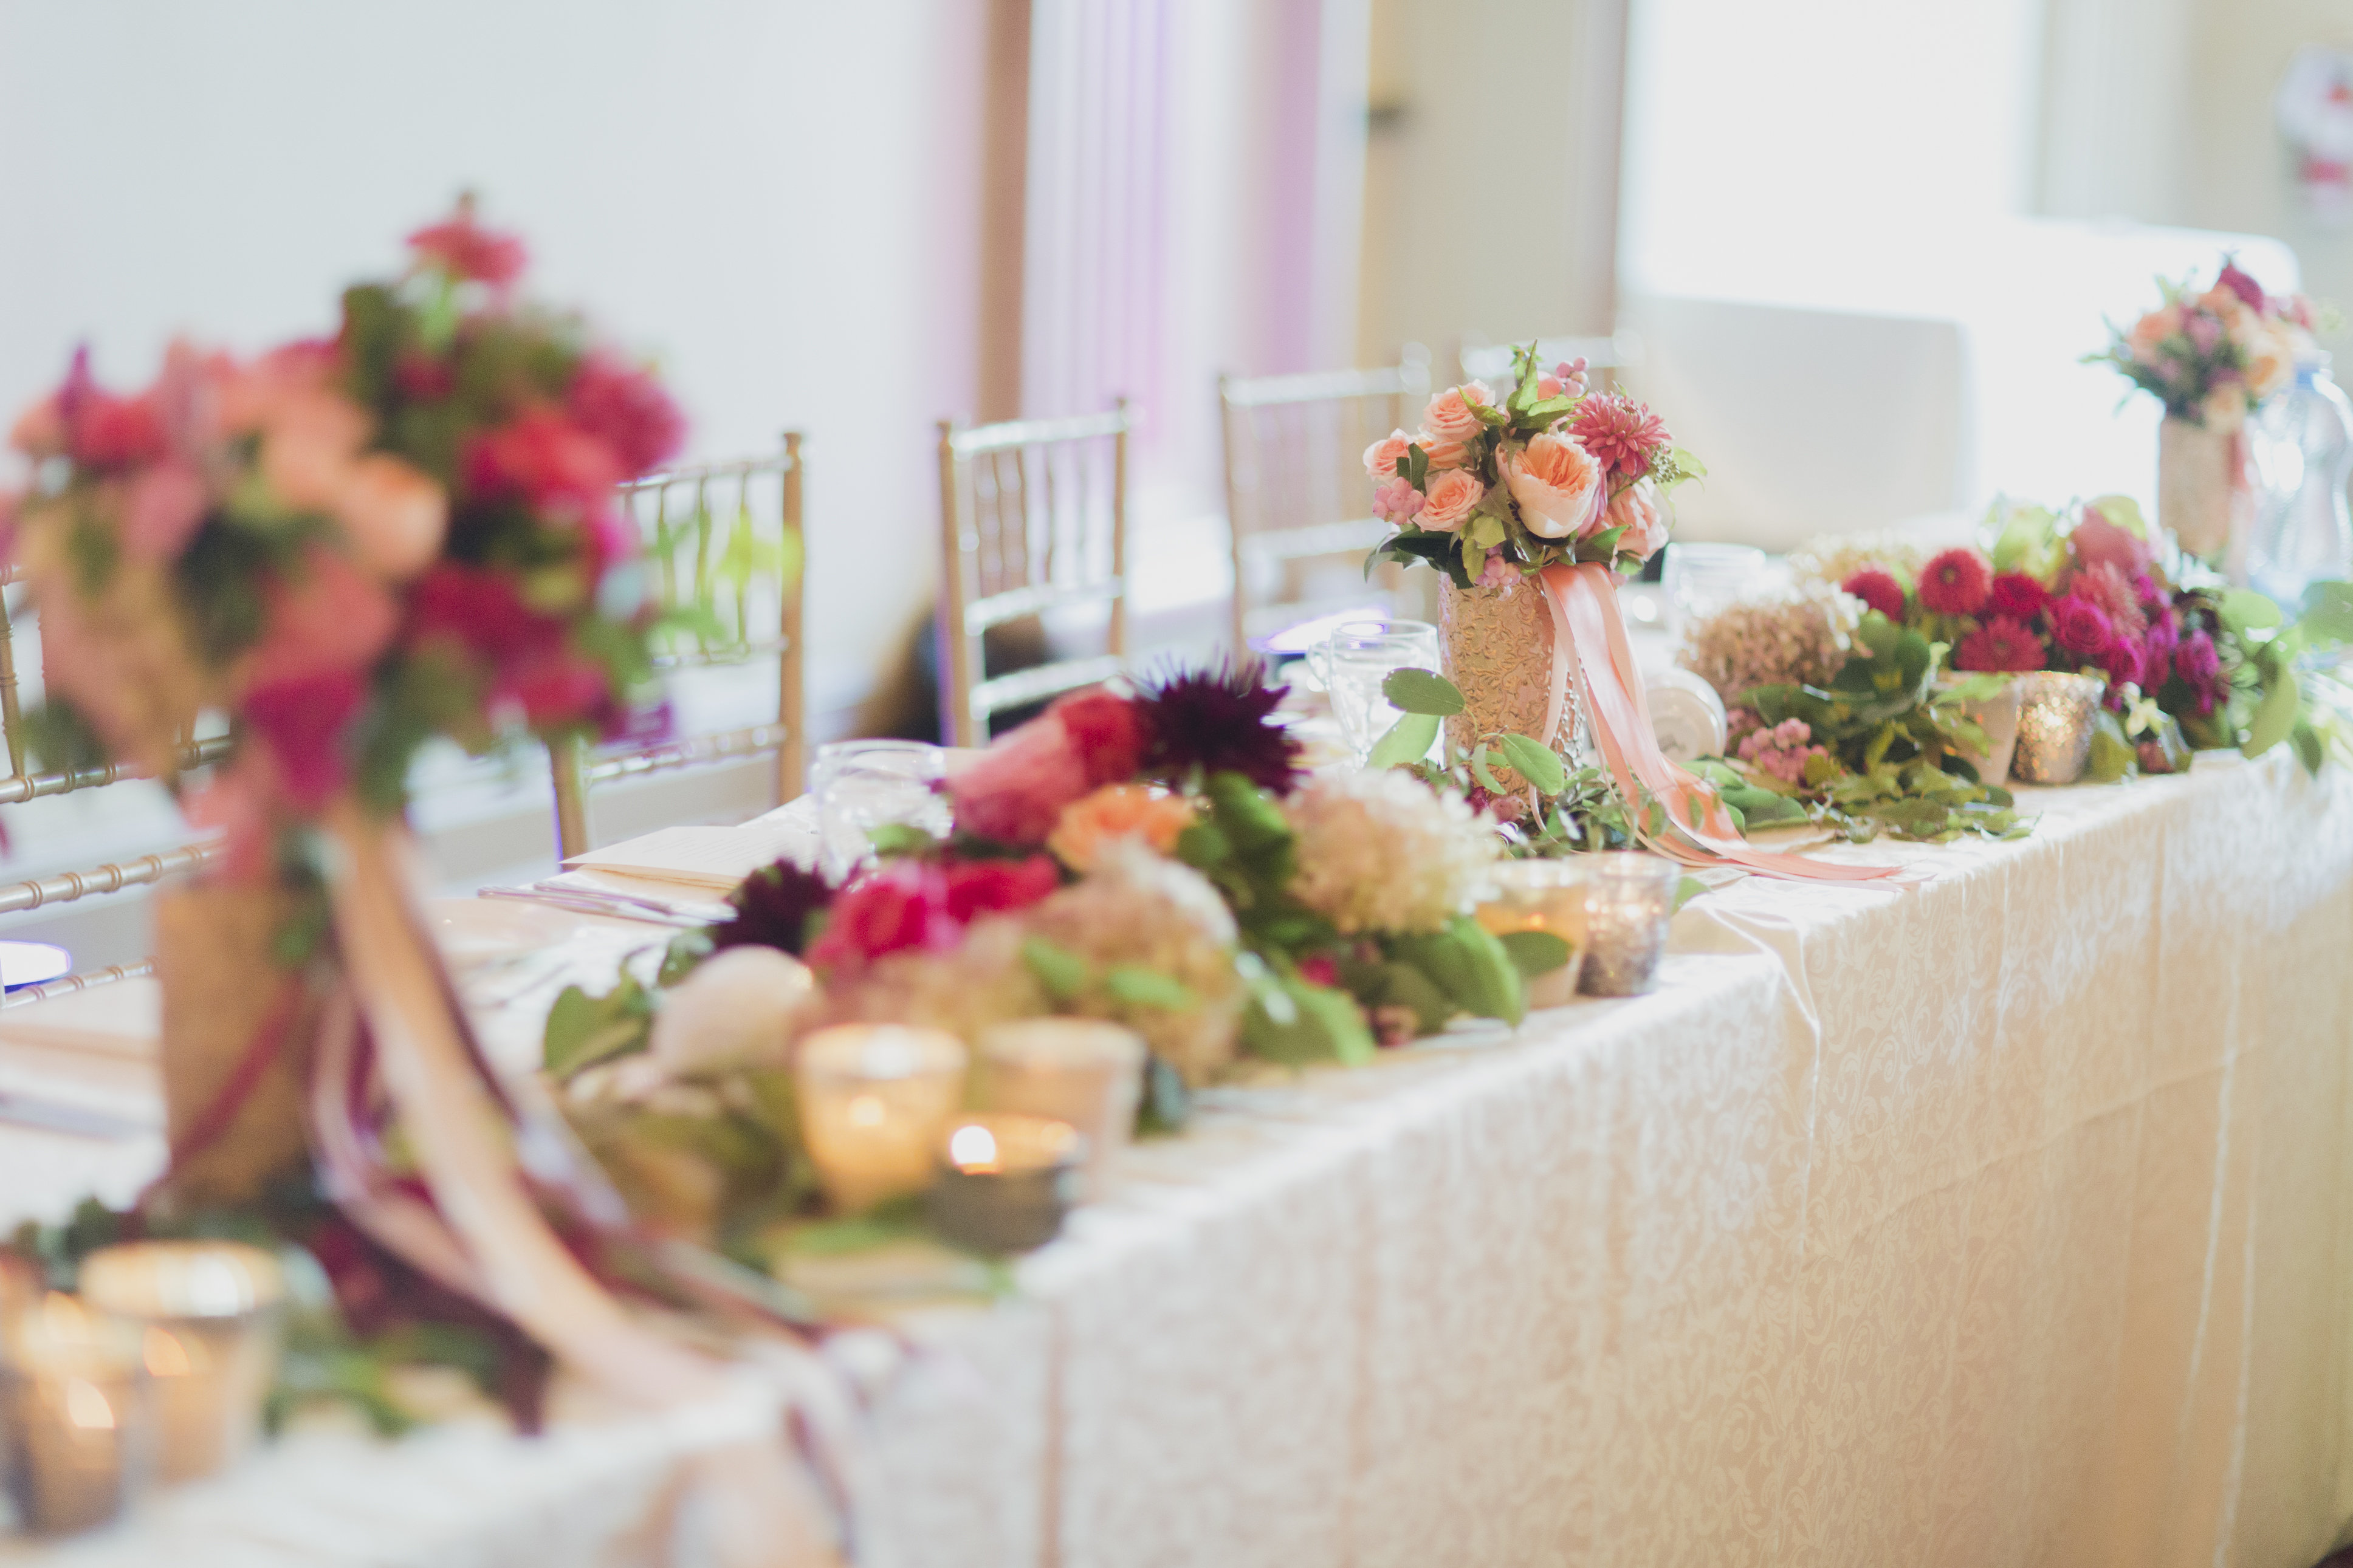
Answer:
xmin=501 ymin=648 xmax=615 ymax=731
xmin=1917 ymin=547 xmax=1994 ymax=617
xmin=2216 ymin=258 xmax=2267 ymax=312
xmin=393 ymin=353 xmax=456 ymax=402
xmin=242 ymin=669 xmax=368 ymax=807
xmin=940 ymin=855 xmax=1061 ymax=922
xmin=408 ymin=563 xmax=567 ymax=663
xmin=1565 ymin=394 xmax=1671 ymax=478
xmin=2175 ymin=630 xmax=2225 ymax=714
xmin=566 ymin=354 xmax=685 ymax=478
xmin=462 ymin=408 xmax=622 ymax=517
xmin=808 ymin=863 xmax=953 ymax=968
xmin=2100 ymin=635 xmax=2143 ymax=702
xmin=2049 ymin=594 xmax=2115 ymax=660
xmin=407 ymin=209 xmax=528 ymax=287
xmin=1298 ymin=953 xmax=1341 ymax=988
xmin=1051 ymin=688 xmax=1146 ymax=787
xmin=2141 ymin=615 xmax=2179 ymax=688
xmin=1954 ymin=615 xmax=2047 ymax=674
xmin=1986 ymin=572 xmax=2049 ymax=621
xmin=1841 ymin=569 xmax=1906 ymax=623
xmin=950 ymin=711 xmax=1095 ymax=846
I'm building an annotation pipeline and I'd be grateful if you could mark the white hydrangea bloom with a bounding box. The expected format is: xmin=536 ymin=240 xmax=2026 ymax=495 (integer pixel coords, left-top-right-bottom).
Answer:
xmin=1284 ymin=770 xmax=1498 ymax=934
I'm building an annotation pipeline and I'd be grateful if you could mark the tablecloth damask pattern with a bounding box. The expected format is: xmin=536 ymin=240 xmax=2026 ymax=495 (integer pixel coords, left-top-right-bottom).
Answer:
xmin=4 ymin=753 xmax=2349 ymax=1567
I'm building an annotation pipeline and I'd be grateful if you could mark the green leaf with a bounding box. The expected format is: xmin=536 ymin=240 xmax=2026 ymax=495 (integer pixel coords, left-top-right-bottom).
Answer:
xmin=1671 ymin=875 xmax=1708 ymax=913
xmin=1368 ymin=711 xmax=1441 ymax=769
xmin=2217 ymin=588 xmax=2286 ymax=635
xmin=1242 ymin=972 xmax=1376 ymax=1066
xmin=1388 ymin=916 xmax=1524 ymax=1025
xmin=542 ymin=977 xmax=654 ymax=1079
xmin=1383 ymin=668 xmax=1465 ymax=716
xmin=1497 ymin=929 xmax=1572 ymax=977
xmin=1020 ymin=937 xmax=1090 ymax=1001
xmin=867 ymin=821 xmax=939 ymax=858
xmin=2084 ymin=712 xmax=2135 ymax=782
xmin=1104 ymin=965 xmax=1198 ymax=1012
xmin=1496 ymin=733 xmax=1568 ymax=795
xmin=1175 ymin=818 xmax=1232 ymax=869
xmin=2243 ymin=673 xmax=2300 ymax=758
xmin=2299 ymin=580 xmax=2353 ymax=644
xmin=1136 ymin=1054 xmax=1192 ymax=1133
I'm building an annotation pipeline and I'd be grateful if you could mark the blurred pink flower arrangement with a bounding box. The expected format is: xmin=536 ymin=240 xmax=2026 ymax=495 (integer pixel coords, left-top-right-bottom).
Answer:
xmin=2088 ymin=257 xmax=2322 ymax=431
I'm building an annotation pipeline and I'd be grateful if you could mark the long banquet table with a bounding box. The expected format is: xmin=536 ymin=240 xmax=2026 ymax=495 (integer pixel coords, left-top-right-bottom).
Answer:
xmin=4 ymin=748 xmax=2352 ymax=1566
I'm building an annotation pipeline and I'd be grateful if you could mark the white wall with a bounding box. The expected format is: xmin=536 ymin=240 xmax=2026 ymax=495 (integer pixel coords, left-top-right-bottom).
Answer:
xmin=0 ymin=0 xmax=988 ymax=730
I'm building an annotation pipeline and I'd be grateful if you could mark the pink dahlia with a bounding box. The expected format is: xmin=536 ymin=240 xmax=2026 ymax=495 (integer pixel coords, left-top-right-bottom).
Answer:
xmin=1986 ymin=572 xmax=2048 ymax=621
xmin=1954 ymin=615 xmax=2046 ymax=674
xmin=1917 ymin=547 xmax=1994 ymax=617
xmin=2067 ymin=561 xmax=2148 ymax=640
xmin=1841 ymin=568 xmax=1906 ymax=623
xmin=1565 ymin=394 xmax=1669 ymax=478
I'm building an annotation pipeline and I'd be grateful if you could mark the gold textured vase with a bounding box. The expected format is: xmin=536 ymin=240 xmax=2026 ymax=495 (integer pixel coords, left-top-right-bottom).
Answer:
xmin=1438 ymin=574 xmax=1587 ymax=786
xmin=2158 ymin=414 xmax=2251 ymax=561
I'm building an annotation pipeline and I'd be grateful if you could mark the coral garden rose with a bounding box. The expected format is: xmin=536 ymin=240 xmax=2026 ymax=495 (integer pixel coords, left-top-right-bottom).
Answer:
xmin=2128 ymin=304 xmax=2183 ymax=366
xmin=1502 ymin=432 xmax=1606 ymax=539
xmin=337 ymin=453 xmax=448 ymax=581
xmin=2244 ymin=327 xmax=2295 ymax=401
xmin=1048 ymin=783 xmax=1197 ymax=871
xmin=1362 ymin=429 xmax=1414 ymax=482
xmin=1604 ymin=480 xmax=1669 ymax=559
xmin=1421 ymin=383 xmax=1494 ymax=443
xmin=1417 ymin=468 xmax=1485 ymax=532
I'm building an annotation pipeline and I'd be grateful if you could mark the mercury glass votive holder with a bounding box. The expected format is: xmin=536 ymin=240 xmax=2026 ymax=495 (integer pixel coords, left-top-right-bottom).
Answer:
xmin=1474 ymin=861 xmax=1592 ymax=1008
xmin=795 ymin=1024 xmax=970 ymax=1215
xmin=976 ymin=1019 xmax=1146 ymax=1200
xmin=2009 ymin=671 xmax=2106 ymax=784
xmin=77 ymin=1241 xmax=286 ymax=1485
xmin=926 ymin=1113 xmax=1085 ymax=1254
xmin=1576 ymin=852 xmax=1679 ymax=998
xmin=1 ymin=1292 xmax=153 ymax=1536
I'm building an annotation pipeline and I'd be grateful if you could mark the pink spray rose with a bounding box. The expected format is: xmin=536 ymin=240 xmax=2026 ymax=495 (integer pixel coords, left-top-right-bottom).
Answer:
xmin=235 ymin=545 xmax=399 ymax=693
xmin=1603 ymin=481 xmax=1669 ymax=559
xmin=122 ymin=460 xmax=211 ymax=561
xmin=1421 ymin=383 xmax=1494 ymax=444
xmin=1502 ymin=432 xmax=1606 ymax=539
xmin=1362 ymin=429 xmax=1414 ymax=482
xmin=1416 ymin=468 xmax=1485 ymax=532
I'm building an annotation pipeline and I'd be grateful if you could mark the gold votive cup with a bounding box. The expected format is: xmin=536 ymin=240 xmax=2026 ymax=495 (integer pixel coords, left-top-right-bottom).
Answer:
xmin=1 ymin=1292 xmax=153 ymax=1536
xmin=1475 ymin=861 xmax=1592 ymax=1008
xmin=977 ymin=1019 xmax=1146 ymax=1200
xmin=2009 ymin=671 xmax=2106 ymax=784
xmin=77 ymin=1241 xmax=286 ymax=1486
xmin=1577 ymin=852 xmax=1679 ymax=998
xmin=795 ymin=1024 xmax=970 ymax=1214
xmin=926 ymin=1113 xmax=1085 ymax=1254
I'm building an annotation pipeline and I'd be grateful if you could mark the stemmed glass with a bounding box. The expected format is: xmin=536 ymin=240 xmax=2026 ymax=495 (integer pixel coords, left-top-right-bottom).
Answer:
xmin=812 ymin=739 xmax=952 ymax=882
xmin=1310 ymin=620 xmax=1441 ymax=765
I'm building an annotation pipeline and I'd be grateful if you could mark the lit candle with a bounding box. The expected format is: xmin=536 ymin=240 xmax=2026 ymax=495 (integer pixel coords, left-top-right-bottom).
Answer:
xmin=927 ymin=1112 xmax=1084 ymax=1253
xmin=795 ymin=1024 xmax=970 ymax=1214
xmin=1474 ymin=861 xmax=1592 ymax=1008
xmin=976 ymin=1019 xmax=1146 ymax=1200
xmin=77 ymin=1241 xmax=286 ymax=1485
xmin=0 ymin=1291 xmax=151 ymax=1535
xmin=1576 ymin=852 xmax=1678 ymax=998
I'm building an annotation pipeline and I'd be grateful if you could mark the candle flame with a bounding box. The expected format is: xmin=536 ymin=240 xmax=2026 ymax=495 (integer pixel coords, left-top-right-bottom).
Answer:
xmin=949 ymin=1123 xmax=1000 ymax=1173
xmin=64 ymin=1378 xmax=114 ymax=1431
xmin=847 ymin=1094 xmax=886 ymax=1128
xmin=143 ymin=1326 xmax=192 ymax=1378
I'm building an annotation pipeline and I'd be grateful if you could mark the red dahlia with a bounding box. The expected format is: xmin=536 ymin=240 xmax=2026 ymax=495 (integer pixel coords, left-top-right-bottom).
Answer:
xmin=1841 ymin=568 xmax=1906 ymax=623
xmin=1918 ymin=548 xmax=1994 ymax=617
xmin=1954 ymin=615 xmax=2046 ymax=673
xmin=1985 ymin=572 xmax=2049 ymax=621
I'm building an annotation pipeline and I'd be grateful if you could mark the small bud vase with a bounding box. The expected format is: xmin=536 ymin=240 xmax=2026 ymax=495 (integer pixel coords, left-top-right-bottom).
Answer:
xmin=1438 ymin=573 xmax=1590 ymax=787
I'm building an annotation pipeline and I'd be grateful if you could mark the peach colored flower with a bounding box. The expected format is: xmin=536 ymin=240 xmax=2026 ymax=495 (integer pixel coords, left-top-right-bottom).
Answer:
xmin=2244 ymin=326 xmax=2295 ymax=400
xmin=1604 ymin=481 xmax=1669 ymax=560
xmin=1362 ymin=428 xmax=1414 ymax=482
xmin=1421 ymin=382 xmax=1494 ymax=443
xmin=259 ymin=391 xmax=370 ymax=513
xmin=1048 ymin=783 xmax=1197 ymax=871
xmin=337 ymin=453 xmax=448 ymax=581
xmin=2127 ymin=304 xmax=2182 ymax=365
xmin=1502 ymin=432 xmax=1606 ymax=539
xmin=1417 ymin=467 xmax=1485 ymax=532
xmin=233 ymin=544 xmax=398 ymax=693
xmin=9 ymin=395 xmax=65 ymax=458
xmin=1419 ymin=436 xmax=1472 ymax=470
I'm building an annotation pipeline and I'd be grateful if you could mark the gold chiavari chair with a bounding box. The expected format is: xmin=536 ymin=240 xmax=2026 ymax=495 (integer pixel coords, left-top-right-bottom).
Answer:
xmin=548 ymin=434 xmax=808 ymax=859
xmin=1454 ymin=330 xmax=1638 ymax=394
xmin=1217 ymin=348 xmax=1432 ymax=652
xmin=935 ymin=403 xmax=1132 ymax=748
xmin=0 ymin=564 xmax=222 ymax=1001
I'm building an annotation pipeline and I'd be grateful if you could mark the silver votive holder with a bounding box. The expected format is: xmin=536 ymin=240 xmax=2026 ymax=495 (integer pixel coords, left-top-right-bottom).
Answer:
xmin=1 ymin=1291 xmax=154 ymax=1536
xmin=1474 ymin=860 xmax=1591 ymax=1008
xmin=2009 ymin=671 xmax=2106 ymax=784
xmin=977 ymin=1019 xmax=1146 ymax=1201
xmin=1576 ymin=852 xmax=1679 ymax=998
xmin=78 ymin=1241 xmax=287 ymax=1486
xmin=926 ymin=1113 xmax=1085 ymax=1254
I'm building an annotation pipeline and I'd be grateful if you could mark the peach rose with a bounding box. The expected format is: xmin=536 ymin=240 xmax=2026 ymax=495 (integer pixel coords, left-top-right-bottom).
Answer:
xmin=1422 ymin=382 xmax=1494 ymax=443
xmin=1417 ymin=467 xmax=1485 ymax=532
xmin=2243 ymin=326 xmax=2295 ymax=400
xmin=260 ymin=391 xmax=371 ymax=513
xmin=2127 ymin=305 xmax=2181 ymax=366
xmin=1502 ymin=432 xmax=1605 ymax=539
xmin=1604 ymin=481 xmax=1669 ymax=560
xmin=233 ymin=543 xmax=398 ymax=693
xmin=1419 ymin=436 xmax=1472 ymax=470
xmin=1048 ymin=783 xmax=1197 ymax=871
xmin=1363 ymin=428 xmax=1414 ymax=482
xmin=9 ymin=395 xmax=64 ymax=458
xmin=338 ymin=453 xmax=448 ymax=581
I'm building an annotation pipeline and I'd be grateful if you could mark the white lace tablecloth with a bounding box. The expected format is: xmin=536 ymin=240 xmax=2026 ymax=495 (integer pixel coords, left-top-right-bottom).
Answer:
xmin=5 ymin=750 xmax=2352 ymax=1566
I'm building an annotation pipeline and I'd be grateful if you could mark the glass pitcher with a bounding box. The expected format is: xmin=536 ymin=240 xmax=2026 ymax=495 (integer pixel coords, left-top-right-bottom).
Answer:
xmin=2246 ymin=354 xmax=2353 ymax=604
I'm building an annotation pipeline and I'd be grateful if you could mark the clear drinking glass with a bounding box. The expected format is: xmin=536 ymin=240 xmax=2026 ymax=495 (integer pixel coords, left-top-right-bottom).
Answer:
xmin=812 ymin=739 xmax=951 ymax=882
xmin=1310 ymin=620 xmax=1440 ymax=765
xmin=1661 ymin=543 xmax=1768 ymax=638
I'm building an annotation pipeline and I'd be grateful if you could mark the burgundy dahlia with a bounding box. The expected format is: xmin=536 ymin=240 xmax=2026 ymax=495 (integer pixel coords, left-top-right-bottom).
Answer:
xmin=1136 ymin=660 xmax=1304 ymax=791
xmin=709 ymin=859 xmax=837 ymax=956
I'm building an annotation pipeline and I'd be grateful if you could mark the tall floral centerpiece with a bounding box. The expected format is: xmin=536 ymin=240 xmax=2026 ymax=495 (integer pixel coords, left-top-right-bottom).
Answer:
xmin=1365 ymin=346 xmax=1697 ymax=769
xmin=0 ymin=208 xmax=841 ymax=1551
xmin=2087 ymin=258 xmax=2313 ymax=561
